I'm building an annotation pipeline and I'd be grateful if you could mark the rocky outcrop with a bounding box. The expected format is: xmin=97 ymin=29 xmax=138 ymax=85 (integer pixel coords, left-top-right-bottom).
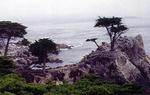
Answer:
xmin=0 ymin=39 xmax=68 ymax=68
xmin=4 ymin=43 xmax=38 ymax=68
xmin=57 ymin=44 xmax=73 ymax=49
xmin=80 ymin=34 xmax=150 ymax=83
xmin=47 ymin=53 xmax=63 ymax=63
xmin=18 ymin=35 xmax=150 ymax=84
xmin=116 ymin=35 xmax=150 ymax=81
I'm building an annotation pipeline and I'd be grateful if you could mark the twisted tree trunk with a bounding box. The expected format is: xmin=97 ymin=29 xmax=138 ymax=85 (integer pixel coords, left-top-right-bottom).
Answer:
xmin=110 ymin=33 xmax=117 ymax=51
xmin=4 ymin=36 xmax=11 ymax=56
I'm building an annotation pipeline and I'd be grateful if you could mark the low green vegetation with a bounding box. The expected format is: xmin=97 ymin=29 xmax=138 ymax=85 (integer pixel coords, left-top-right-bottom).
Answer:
xmin=0 ymin=57 xmax=144 ymax=95
xmin=0 ymin=57 xmax=15 ymax=76
xmin=0 ymin=73 xmax=144 ymax=95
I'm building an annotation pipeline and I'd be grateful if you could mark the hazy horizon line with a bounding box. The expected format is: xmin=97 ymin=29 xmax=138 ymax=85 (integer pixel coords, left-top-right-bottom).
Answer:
xmin=0 ymin=15 xmax=144 ymax=25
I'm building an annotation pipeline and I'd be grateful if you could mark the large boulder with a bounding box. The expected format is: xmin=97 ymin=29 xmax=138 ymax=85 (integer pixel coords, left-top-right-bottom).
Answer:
xmin=116 ymin=35 xmax=150 ymax=81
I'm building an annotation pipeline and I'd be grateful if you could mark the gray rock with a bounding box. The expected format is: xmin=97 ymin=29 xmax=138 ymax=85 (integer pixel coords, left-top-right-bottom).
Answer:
xmin=47 ymin=53 xmax=63 ymax=63
xmin=0 ymin=40 xmax=38 ymax=67
xmin=57 ymin=44 xmax=73 ymax=49
xmin=18 ymin=35 xmax=150 ymax=84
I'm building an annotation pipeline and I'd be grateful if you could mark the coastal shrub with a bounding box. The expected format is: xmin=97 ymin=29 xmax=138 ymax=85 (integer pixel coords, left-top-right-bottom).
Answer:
xmin=24 ymin=83 xmax=48 ymax=95
xmin=44 ymin=92 xmax=57 ymax=95
xmin=0 ymin=73 xmax=144 ymax=95
xmin=0 ymin=74 xmax=25 ymax=94
xmin=0 ymin=74 xmax=48 ymax=95
xmin=46 ymin=75 xmax=143 ymax=95
xmin=16 ymin=91 xmax=34 ymax=95
xmin=46 ymin=81 xmax=56 ymax=90
xmin=50 ymin=83 xmax=80 ymax=95
xmin=0 ymin=92 xmax=15 ymax=95
xmin=0 ymin=57 xmax=15 ymax=76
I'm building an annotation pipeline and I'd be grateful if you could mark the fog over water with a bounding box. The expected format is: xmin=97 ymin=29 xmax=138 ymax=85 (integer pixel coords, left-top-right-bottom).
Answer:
xmin=0 ymin=0 xmax=150 ymax=20
xmin=0 ymin=0 xmax=150 ymax=67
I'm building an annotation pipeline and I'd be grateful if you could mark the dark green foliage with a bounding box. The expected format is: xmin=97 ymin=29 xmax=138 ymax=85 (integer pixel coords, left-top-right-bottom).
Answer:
xmin=0 ymin=21 xmax=27 ymax=38
xmin=0 ymin=74 xmax=144 ymax=95
xmin=0 ymin=57 xmax=15 ymax=76
xmin=95 ymin=17 xmax=122 ymax=27
xmin=21 ymin=38 xmax=30 ymax=46
xmin=29 ymin=38 xmax=58 ymax=63
xmin=0 ymin=74 xmax=48 ymax=95
xmin=0 ymin=21 xmax=27 ymax=56
xmin=24 ymin=83 xmax=47 ymax=95
xmin=46 ymin=75 xmax=143 ymax=95
xmin=29 ymin=38 xmax=58 ymax=72
xmin=0 ymin=74 xmax=25 ymax=94
xmin=95 ymin=17 xmax=128 ymax=50
xmin=47 ymin=75 xmax=142 ymax=95
xmin=0 ymin=92 xmax=15 ymax=95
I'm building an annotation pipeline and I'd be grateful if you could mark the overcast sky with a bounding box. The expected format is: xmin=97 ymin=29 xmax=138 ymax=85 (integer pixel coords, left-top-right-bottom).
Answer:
xmin=0 ymin=0 xmax=150 ymax=21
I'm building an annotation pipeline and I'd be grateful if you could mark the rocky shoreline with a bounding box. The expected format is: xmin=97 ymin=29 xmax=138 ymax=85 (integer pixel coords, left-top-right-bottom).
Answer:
xmin=16 ymin=34 xmax=150 ymax=85
xmin=0 ymin=38 xmax=73 ymax=69
xmin=0 ymin=34 xmax=150 ymax=84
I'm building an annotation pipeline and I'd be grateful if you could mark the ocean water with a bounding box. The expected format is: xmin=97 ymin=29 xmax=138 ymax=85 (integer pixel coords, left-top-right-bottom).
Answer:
xmin=25 ymin=17 xmax=150 ymax=67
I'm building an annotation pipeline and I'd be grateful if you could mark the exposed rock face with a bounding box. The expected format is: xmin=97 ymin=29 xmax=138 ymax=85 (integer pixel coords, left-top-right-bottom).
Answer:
xmin=116 ymin=35 xmax=150 ymax=81
xmin=18 ymin=35 xmax=150 ymax=84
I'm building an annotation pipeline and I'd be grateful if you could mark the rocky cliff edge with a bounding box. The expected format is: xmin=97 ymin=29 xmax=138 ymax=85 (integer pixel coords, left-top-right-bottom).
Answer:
xmin=18 ymin=35 xmax=150 ymax=84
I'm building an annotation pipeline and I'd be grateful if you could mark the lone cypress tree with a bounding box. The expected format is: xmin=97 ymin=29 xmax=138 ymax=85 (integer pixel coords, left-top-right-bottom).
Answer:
xmin=29 ymin=38 xmax=58 ymax=73
xmin=95 ymin=17 xmax=128 ymax=50
xmin=0 ymin=21 xmax=27 ymax=56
